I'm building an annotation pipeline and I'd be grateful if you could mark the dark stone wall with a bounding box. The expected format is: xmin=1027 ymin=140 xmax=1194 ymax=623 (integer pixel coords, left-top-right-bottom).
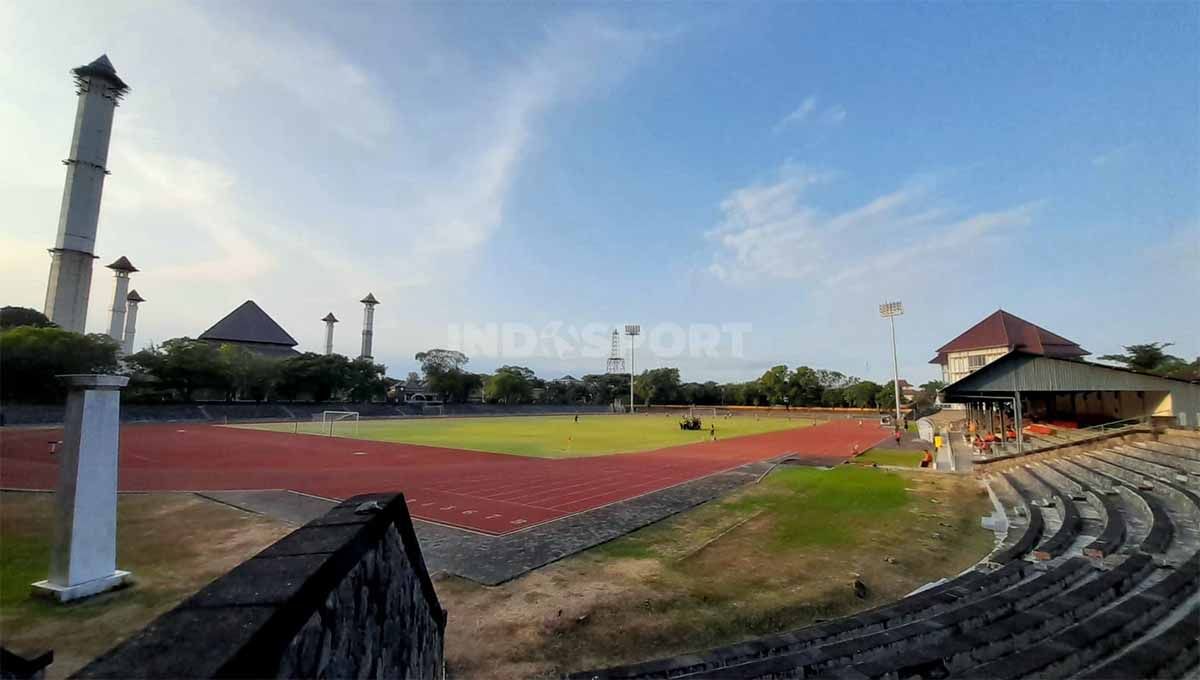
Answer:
xmin=72 ymin=494 xmax=445 ymax=679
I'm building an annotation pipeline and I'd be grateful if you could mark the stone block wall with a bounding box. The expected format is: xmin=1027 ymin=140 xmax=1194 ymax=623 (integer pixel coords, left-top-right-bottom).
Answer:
xmin=72 ymin=494 xmax=445 ymax=679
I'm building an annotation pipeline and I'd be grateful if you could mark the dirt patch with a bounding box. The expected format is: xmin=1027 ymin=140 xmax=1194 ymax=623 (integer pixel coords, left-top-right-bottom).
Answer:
xmin=0 ymin=492 xmax=293 ymax=679
xmin=439 ymin=467 xmax=995 ymax=679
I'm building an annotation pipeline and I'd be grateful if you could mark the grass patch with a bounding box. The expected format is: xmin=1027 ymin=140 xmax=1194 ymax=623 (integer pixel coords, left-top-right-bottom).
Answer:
xmin=0 ymin=492 xmax=292 ymax=679
xmin=438 ymin=466 xmax=995 ymax=678
xmin=856 ymin=448 xmax=927 ymax=468
xmin=231 ymin=414 xmax=815 ymax=458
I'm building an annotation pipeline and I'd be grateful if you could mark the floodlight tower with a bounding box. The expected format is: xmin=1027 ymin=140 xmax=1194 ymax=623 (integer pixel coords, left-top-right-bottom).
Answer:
xmin=44 ymin=55 xmax=130 ymax=333
xmin=359 ymin=293 xmax=378 ymax=359
xmin=322 ymin=313 xmax=338 ymax=355
xmin=879 ymin=301 xmax=904 ymax=428
xmin=625 ymin=324 xmax=640 ymax=413
xmin=122 ymin=290 xmax=144 ymax=355
xmin=606 ymin=329 xmax=625 ymax=374
xmin=104 ymin=256 xmax=137 ymax=343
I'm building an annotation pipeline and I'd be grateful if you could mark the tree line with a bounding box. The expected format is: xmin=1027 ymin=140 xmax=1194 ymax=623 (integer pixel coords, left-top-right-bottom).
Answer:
xmin=409 ymin=348 xmax=946 ymax=409
xmin=1 ymin=306 xmax=387 ymax=403
xmin=5 ymin=305 xmax=1197 ymax=407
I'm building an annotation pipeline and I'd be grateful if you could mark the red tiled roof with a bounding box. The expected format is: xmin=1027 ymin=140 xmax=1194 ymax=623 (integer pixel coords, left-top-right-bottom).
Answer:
xmin=929 ymin=310 xmax=1088 ymax=364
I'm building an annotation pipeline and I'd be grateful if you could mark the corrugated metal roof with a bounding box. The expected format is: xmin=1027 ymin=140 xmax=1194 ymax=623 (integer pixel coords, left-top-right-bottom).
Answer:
xmin=942 ymin=351 xmax=1200 ymax=395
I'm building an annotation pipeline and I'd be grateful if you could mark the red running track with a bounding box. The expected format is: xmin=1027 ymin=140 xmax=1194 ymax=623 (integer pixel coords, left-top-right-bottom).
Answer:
xmin=0 ymin=420 xmax=887 ymax=536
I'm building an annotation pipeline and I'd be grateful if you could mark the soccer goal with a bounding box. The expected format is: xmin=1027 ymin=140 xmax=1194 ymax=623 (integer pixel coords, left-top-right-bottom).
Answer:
xmin=318 ymin=410 xmax=359 ymax=437
xmin=421 ymin=405 xmax=445 ymax=417
xmin=689 ymin=406 xmax=718 ymax=418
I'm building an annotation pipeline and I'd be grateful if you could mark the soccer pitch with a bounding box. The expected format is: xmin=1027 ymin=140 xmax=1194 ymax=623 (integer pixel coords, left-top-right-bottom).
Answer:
xmin=233 ymin=414 xmax=816 ymax=458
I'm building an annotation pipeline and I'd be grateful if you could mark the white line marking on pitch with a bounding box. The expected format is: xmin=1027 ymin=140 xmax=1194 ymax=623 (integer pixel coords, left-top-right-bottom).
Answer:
xmin=440 ymin=505 xmax=456 ymax=510
xmin=351 ymin=451 xmax=368 ymax=456
xmin=510 ymin=518 xmax=527 ymax=525
xmin=462 ymin=510 xmax=476 ymax=515
xmin=485 ymin=514 xmax=502 ymax=519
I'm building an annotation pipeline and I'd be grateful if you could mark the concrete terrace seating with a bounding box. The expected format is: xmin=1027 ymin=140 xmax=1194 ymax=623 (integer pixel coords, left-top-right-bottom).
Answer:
xmin=572 ymin=431 xmax=1200 ymax=680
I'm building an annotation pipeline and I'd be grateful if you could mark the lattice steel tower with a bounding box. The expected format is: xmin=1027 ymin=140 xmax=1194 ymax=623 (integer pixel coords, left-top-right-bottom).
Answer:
xmin=606 ymin=329 xmax=626 ymax=374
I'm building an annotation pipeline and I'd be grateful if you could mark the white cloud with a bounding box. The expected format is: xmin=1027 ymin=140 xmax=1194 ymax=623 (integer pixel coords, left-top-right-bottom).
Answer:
xmin=706 ymin=163 xmax=1039 ymax=286
xmin=775 ymin=96 xmax=818 ymax=130
xmin=0 ymin=5 xmax=654 ymax=367
xmin=775 ymin=95 xmax=846 ymax=132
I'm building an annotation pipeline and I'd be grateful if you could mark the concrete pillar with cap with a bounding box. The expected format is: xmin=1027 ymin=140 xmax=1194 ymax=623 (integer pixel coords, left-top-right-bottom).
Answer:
xmin=32 ymin=374 xmax=132 ymax=602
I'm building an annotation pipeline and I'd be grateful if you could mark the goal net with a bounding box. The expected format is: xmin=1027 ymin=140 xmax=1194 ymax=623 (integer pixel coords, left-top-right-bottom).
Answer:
xmin=317 ymin=410 xmax=359 ymax=437
xmin=421 ymin=405 xmax=445 ymax=416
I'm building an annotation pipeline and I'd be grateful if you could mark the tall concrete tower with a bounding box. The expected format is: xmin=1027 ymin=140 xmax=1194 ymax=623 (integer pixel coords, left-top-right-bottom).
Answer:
xmin=359 ymin=293 xmax=379 ymax=360
xmin=122 ymin=290 xmax=144 ymax=354
xmin=44 ymin=55 xmax=130 ymax=333
xmin=322 ymin=313 xmax=338 ymax=355
xmin=104 ymin=256 xmax=137 ymax=341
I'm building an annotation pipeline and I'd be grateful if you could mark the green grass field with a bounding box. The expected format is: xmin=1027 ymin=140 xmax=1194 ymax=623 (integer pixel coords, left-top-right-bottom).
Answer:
xmin=855 ymin=448 xmax=927 ymax=468
xmin=232 ymin=414 xmax=815 ymax=458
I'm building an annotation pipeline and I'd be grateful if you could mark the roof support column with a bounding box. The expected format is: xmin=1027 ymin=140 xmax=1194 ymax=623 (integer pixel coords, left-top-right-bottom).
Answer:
xmin=1014 ymin=391 xmax=1023 ymax=455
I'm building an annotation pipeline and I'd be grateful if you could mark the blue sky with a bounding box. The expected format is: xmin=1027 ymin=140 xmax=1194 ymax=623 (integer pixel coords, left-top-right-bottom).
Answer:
xmin=1 ymin=2 xmax=1196 ymax=384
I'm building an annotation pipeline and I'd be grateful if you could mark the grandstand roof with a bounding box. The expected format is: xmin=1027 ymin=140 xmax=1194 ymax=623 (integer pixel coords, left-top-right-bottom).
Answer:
xmin=199 ymin=300 xmax=298 ymax=350
xmin=929 ymin=310 xmax=1088 ymax=365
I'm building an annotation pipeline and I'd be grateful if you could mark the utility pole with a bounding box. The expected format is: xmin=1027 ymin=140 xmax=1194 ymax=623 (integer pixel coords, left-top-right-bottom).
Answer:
xmin=625 ymin=324 xmax=640 ymax=413
xmin=879 ymin=301 xmax=904 ymax=429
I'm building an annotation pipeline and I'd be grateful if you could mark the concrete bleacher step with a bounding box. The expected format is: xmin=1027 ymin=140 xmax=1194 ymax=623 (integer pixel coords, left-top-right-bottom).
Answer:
xmin=1127 ymin=441 xmax=1200 ymax=475
xmin=1077 ymin=599 xmax=1200 ymax=680
xmin=572 ymin=442 xmax=1200 ymax=680
xmin=1107 ymin=446 xmax=1196 ymax=487
xmin=1038 ymin=463 xmax=1126 ymax=558
xmin=1017 ymin=467 xmax=1083 ymax=560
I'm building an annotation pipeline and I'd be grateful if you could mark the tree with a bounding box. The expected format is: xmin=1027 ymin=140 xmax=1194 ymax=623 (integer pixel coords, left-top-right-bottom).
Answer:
xmin=485 ymin=366 xmax=536 ymax=404
xmin=217 ymin=344 xmax=280 ymax=402
xmin=875 ymin=383 xmax=897 ymax=411
xmin=1098 ymin=342 xmax=1182 ymax=374
xmin=758 ymin=365 xmax=791 ymax=404
xmin=634 ymin=367 xmax=681 ymax=406
xmin=126 ymin=338 xmax=226 ymax=401
xmin=581 ymin=373 xmax=629 ymax=406
xmin=415 ymin=348 xmax=475 ymax=402
xmin=1 ymin=306 xmax=56 ymax=329
xmin=847 ymin=380 xmax=882 ymax=409
xmin=0 ymin=326 xmax=120 ymax=402
xmin=788 ymin=366 xmax=824 ymax=406
xmin=346 ymin=357 xmax=388 ymax=402
xmin=275 ymin=353 xmax=352 ymax=402
xmin=919 ymin=380 xmax=946 ymax=395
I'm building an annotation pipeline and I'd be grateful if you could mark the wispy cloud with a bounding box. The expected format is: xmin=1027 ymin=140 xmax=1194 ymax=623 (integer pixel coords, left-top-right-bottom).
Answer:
xmin=1091 ymin=144 xmax=1135 ymax=168
xmin=706 ymin=163 xmax=1039 ymax=286
xmin=0 ymin=5 xmax=657 ymax=360
xmin=774 ymin=95 xmax=846 ymax=132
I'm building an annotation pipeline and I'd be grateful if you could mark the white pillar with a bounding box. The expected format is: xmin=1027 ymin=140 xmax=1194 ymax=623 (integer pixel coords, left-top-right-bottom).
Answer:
xmin=359 ymin=293 xmax=378 ymax=359
xmin=105 ymin=257 xmax=137 ymax=341
xmin=122 ymin=290 xmax=143 ymax=354
xmin=44 ymin=56 xmax=129 ymax=333
xmin=322 ymin=313 xmax=338 ymax=356
xmin=32 ymin=374 xmax=131 ymax=602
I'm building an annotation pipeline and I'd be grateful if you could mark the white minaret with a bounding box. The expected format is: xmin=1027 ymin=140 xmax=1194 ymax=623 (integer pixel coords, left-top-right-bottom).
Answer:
xmin=104 ymin=256 xmax=136 ymax=341
xmin=44 ymin=55 xmax=130 ymax=333
xmin=122 ymin=290 xmax=144 ymax=354
xmin=359 ymin=293 xmax=379 ymax=360
xmin=322 ymin=313 xmax=338 ymax=355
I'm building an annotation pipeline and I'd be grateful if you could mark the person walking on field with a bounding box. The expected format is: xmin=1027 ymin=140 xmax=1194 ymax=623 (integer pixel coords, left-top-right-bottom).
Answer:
xmin=894 ymin=429 xmax=902 ymax=447
xmin=920 ymin=449 xmax=934 ymax=468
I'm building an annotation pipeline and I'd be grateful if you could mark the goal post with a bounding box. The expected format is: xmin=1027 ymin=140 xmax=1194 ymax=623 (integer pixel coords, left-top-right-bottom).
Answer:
xmin=321 ymin=410 xmax=359 ymax=437
xmin=421 ymin=404 xmax=445 ymax=417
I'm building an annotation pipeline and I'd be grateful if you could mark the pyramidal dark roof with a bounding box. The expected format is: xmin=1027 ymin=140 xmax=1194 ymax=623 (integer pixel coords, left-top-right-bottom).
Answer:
xmin=322 ymin=313 xmax=338 ymax=323
xmin=126 ymin=290 xmax=145 ymax=303
xmin=106 ymin=256 xmax=137 ymax=272
xmin=199 ymin=301 xmax=298 ymax=347
xmin=361 ymin=293 xmax=379 ymax=305
xmin=930 ymin=310 xmax=1088 ymax=364
xmin=73 ymin=54 xmax=129 ymax=95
